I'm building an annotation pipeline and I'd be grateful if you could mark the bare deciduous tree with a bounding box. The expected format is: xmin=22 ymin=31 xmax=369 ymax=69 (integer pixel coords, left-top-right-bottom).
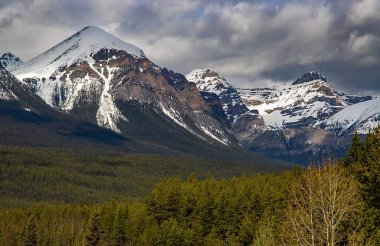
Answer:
xmin=283 ymin=161 xmax=364 ymax=246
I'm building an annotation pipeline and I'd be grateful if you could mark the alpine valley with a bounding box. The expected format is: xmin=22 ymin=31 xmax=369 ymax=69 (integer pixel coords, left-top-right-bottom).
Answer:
xmin=1 ymin=26 xmax=379 ymax=164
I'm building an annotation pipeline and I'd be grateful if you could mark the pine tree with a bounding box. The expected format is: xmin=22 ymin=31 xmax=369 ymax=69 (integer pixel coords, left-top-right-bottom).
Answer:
xmin=344 ymin=126 xmax=380 ymax=244
xmin=24 ymin=215 xmax=37 ymax=246
xmin=111 ymin=207 xmax=127 ymax=246
xmin=345 ymin=127 xmax=380 ymax=209
xmin=362 ymin=127 xmax=380 ymax=208
xmin=345 ymin=132 xmax=363 ymax=168
xmin=85 ymin=212 xmax=106 ymax=246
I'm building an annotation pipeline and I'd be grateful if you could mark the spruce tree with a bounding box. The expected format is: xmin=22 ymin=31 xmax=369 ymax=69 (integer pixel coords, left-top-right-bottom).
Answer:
xmin=362 ymin=127 xmax=380 ymax=208
xmin=346 ymin=127 xmax=380 ymax=208
xmin=111 ymin=207 xmax=127 ymax=246
xmin=344 ymin=127 xmax=380 ymax=243
xmin=24 ymin=215 xmax=37 ymax=246
xmin=85 ymin=212 xmax=106 ymax=246
xmin=345 ymin=132 xmax=363 ymax=168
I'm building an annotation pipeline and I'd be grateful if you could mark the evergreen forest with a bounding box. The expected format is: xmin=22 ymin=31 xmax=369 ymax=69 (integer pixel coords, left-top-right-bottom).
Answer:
xmin=0 ymin=127 xmax=379 ymax=245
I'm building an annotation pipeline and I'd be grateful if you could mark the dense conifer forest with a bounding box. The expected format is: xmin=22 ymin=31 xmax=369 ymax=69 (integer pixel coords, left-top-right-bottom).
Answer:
xmin=0 ymin=145 xmax=287 ymax=207
xmin=0 ymin=127 xmax=379 ymax=245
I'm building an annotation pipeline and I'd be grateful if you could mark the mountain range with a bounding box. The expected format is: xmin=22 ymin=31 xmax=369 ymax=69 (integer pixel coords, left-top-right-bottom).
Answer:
xmin=186 ymin=69 xmax=379 ymax=162
xmin=1 ymin=26 xmax=379 ymax=164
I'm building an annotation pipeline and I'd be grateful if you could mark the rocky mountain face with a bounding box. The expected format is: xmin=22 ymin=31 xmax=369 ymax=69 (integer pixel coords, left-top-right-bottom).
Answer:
xmin=238 ymin=72 xmax=372 ymax=130
xmin=186 ymin=69 xmax=265 ymax=136
xmin=0 ymin=67 xmax=22 ymax=101
xmin=187 ymin=69 xmax=378 ymax=163
xmin=0 ymin=53 xmax=23 ymax=71
xmin=7 ymin=26 xmax=235 ymax=146
xmin=186 ymin=68 xmax=249 ymax=123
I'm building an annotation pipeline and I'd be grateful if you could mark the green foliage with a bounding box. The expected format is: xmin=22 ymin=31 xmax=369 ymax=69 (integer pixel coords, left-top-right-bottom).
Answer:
xmin=345 ymin=127 xmax=380 ymax=244
xmin=145 ymin=171 xmax=299 ymax=244
xmin=253 ymin=216 xmax=276 ymax=246
xmin=1 ymin=132 xmax=379 ymax=245
xmin=0 ymin=145 xmax=285 ymax=207
xmin=23 ymin=215 xmax=37 ymax=246
xmin=111 ymin=206 xmax=128 ymax=246
xmin=85 ymin=212 xmax=106 ymax=246
xmin=0 ymin=170 xmax=300 ymax=245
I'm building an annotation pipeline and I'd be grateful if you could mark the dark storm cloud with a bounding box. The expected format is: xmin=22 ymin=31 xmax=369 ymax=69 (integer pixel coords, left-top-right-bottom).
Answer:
xmin=0 ymin=0 xmax=380 ymax=94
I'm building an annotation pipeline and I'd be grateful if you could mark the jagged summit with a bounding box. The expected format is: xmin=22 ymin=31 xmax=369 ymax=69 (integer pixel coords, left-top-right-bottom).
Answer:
xmin=292 ymin=71 xmax=327 ymax=85
xmin=0 ymin=52 xmax=23 ymax=71
xmin=188 ymin=68 xmax=226 ymax=80
xmin=1 ymin=52 xmax=19 ymax=59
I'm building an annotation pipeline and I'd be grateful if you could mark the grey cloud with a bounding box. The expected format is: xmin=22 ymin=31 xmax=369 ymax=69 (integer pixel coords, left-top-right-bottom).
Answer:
xmin=0 ymin=0 xmax=14 ymax=9
xmin=0 ymin=10 xmax=18 ymax=30
xmin=0 ymin=0 xmax=380 ymax=94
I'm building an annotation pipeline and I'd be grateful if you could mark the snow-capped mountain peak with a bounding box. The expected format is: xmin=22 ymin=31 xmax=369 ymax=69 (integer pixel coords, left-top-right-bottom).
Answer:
xmin=4 ymin=27 xmax=234 ymax=145
xmin=9 ymin=26 xmax=147 ymax=132
xmin=238 ymin=72 xmax=373 ymax=129
xmin=13 ymin=26 xmax=144 ymax=79
xmin=186 ymin=68 xmax=231 ymax=95
xmin=0 ymin=52 xmax=23 ymax=71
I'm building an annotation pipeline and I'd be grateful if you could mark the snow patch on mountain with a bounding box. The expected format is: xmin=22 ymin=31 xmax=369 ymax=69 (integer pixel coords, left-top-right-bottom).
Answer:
xmin=159 ymin=103 xmax=199 ymax=137
xmin=322 ymin=97 xmax=380 ymax=134
xmin=0 ymin=88 xmax=17 ymax=100
xmin=199 ymin=125 xmax=228 ymax=145
xmin=238 ymin=79 xmax=346 ymax=129
xmin=159 ymin=102 xmax=230 ymax=145
xmin=90 ymin=64 xmax=127 ymax=133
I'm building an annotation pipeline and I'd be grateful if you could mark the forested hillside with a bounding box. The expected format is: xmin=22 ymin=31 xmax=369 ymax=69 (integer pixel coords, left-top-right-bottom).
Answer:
xmin=0 ymin=145 xmax=287 ymax=207
xmin=0 ymin=127 xmax=379 ymax=245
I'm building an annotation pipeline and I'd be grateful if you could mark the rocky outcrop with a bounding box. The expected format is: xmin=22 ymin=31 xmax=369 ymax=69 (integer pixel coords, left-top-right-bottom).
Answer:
xmin=292 ymin=71 xmax=326 ymax=85
xmin=186 ymin=68 xmax=252 ymax=129
xmin=0 ymin=53 xmax=23 ymax=71
xmin=200 ymin=91 xmax=229 ymax=126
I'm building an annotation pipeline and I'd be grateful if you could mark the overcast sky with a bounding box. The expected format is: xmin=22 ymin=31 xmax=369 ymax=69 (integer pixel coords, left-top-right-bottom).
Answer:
xmin=1 ymin=0 xmax=379 ymax=95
